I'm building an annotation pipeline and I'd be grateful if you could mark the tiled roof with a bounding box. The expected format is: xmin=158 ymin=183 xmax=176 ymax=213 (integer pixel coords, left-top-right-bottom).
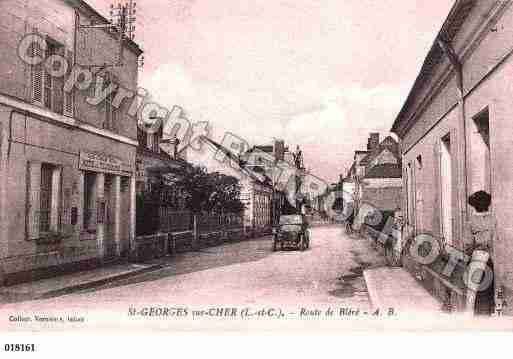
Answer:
xmin=361 ymin=136 xmax=399 ymax=164
xmin=364 ymin=164 xmax=402 ymax=179
xmin=391 ymin=0 xmax=476 ymax=136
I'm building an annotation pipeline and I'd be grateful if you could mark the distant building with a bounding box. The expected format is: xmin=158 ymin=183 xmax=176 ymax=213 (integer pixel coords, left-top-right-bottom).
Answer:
xmin=245 ymin=140 xmax=292 ymax=225
xmin=135 ymin=125 xmax=190 ymax=235
xmin=346 ymin=133 xmax=402 ymax=212
xmin=359 ymin=135 xmax=402 ymax=212
xmin=201 ymin=137 xmax=276 ymax=236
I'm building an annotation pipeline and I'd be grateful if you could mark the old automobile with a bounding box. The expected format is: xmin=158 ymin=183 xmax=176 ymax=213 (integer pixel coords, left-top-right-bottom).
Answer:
xmin=273 ymin=214 xmax=310 ymax=251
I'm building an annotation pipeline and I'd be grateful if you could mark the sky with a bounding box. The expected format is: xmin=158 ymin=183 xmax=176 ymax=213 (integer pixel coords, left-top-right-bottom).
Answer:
xmin=88 ymin=0 xmax=454 ymax=183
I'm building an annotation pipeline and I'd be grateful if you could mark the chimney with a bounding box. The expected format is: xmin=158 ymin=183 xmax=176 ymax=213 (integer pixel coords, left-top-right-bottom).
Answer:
xmin=367 ymin=133 xmax=380 ymax=152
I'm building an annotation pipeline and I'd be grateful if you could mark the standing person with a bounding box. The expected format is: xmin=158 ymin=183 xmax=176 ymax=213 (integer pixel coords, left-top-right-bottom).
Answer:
xmin=466 ymin=190 xmax=495 ymax=254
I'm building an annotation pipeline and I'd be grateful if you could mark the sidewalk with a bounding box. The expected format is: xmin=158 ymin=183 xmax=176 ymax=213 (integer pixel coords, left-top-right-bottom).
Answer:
xmin=0 ymin=261 xmax=165 ymax=304
xmin=363 ymin=267 xmax=441 ymax=313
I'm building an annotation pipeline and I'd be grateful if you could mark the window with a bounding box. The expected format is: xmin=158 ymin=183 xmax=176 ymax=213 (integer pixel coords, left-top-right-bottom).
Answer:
xmin=27 ymin=162 xmax=62 ymax=239
xmin=152 ymin=126 xmax=162 ymax=153
xmin=416 ymin=155 xmax=423 ymax=170
xmin=104 ymin=73 xmax=118 ymax=132
xmin=91 ymin=72 xmax=119 ymax=132
xmin=39 ymin=164 xmax=54 ymax=233
xmin=144 ymin=126 xmax=162 ymax=154
xmin=32 ymin=36 xmax=65 ymax=114
xmin=137 ymin=128 xmax=147 ymax=149
xmin=472 ymin=108 xmax=491 ymax=194
xmin=83 ymin=172 xmax=97 ymax=232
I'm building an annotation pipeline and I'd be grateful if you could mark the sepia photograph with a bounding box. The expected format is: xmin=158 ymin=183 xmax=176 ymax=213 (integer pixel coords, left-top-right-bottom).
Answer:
xmin=0 ymin=0 xmax=513 ymax=345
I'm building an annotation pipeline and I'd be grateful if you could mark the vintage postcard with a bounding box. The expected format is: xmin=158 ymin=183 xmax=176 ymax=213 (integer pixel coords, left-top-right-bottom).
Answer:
xmin=1 ymin=0 xmax=513 ymax=341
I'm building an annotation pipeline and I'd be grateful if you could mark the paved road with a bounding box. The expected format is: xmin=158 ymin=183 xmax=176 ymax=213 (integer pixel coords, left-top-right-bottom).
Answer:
xmin=1 ymin=225 xmax=387 ymax=330
xmin=87 ymin=225 xmax=385 ymax=306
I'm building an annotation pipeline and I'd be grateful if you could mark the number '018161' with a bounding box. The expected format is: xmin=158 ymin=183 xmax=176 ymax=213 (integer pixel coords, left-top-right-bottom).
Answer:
xmin=4 ymin=344 xmax=35 ymax=352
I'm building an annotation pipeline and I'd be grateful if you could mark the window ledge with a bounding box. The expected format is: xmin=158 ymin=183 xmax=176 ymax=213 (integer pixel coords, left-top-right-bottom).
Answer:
xmin=0 ymin=93 xmax=138 ymax=147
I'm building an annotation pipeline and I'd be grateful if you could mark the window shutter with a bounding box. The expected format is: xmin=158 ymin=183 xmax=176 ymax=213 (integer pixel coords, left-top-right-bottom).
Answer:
xmin=50 ymin=166 xmax=62 ymax=231
xmin=110 ymin=74 xmax=119 ymax=133
xmin=52 ymin=46 xmax=65 ymax=115
xmin=31 ymin=28 xmax=44 ymax=106
xmin=63 ymin=50 xmax=74 ymax=117
xmin=433 ymin=140 xmax=442 ymax=238
xmin=27 ymin=161 xmax=42 ymax=240
xmin=42 ymin=42 xmax=54 ymax=109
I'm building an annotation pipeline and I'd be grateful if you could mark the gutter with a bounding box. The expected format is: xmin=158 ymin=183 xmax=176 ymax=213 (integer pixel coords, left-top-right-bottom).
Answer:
xmin=437 ymin=37 xmax=469 ymax=240
xmin=391 ymin=0 xmax=476 ymax=136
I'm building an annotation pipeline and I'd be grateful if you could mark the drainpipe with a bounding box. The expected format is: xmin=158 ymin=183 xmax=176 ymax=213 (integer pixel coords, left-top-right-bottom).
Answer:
xmin=437 ymin=38 xmax=469 ymax=248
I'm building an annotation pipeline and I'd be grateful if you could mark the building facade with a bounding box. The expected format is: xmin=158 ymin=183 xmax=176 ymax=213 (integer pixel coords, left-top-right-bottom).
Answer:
xmin=346 ymin=133 xmax=402 ymax=213
xmin=201 ymin=137 xmax=276 ymax=236
xmin=135 ymin=125 xmax=190 ymax=235
xmin=359 ymin=135 xmax=402 ymax=212
xmin=392 ymin=0 xmax=513 ymax=315
xmin=240 ymin=176 xmax=273 ymax=235
xmin=0 ymin=0 xmax=142 ymax=285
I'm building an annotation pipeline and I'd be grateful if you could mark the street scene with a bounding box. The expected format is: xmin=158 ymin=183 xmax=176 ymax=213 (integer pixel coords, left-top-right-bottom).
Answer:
xmin=1 ymin=0 xmax=513 ymax=336
xmin=1 ymin=227 xmax=383 ymax=309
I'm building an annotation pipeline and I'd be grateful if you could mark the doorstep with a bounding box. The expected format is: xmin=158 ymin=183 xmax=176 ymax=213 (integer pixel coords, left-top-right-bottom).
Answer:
xmin=0 ymin=261 xmax=164 ymax=303
xmin=363 ymin=267 xmax=442 ymax=313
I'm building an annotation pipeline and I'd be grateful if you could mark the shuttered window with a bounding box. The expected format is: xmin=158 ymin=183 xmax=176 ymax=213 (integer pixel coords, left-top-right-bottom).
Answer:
xmin=27 ymin=162 xmax=62 ymax=239
xmin=31 ymin=33 xmax=67 ymax=115
xmin=40 ymin=163 xmax=53 ymax=233
xmin=31 ymin=30 xmax=44 ymax=106
xmin=102 ymin=72 xmax=118 ymax=132
xmin=43 ymin=45 xmax=53 ymax=109
xmin=63 ymin=50 xmax=74 ymax=117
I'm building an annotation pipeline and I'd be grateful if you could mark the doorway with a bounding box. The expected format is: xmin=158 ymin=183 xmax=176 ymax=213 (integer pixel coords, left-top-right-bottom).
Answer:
xmin=104 ymin=175 xmax=117 ymax=260
xmin=440 ymin=134 xmax=453 ymax=245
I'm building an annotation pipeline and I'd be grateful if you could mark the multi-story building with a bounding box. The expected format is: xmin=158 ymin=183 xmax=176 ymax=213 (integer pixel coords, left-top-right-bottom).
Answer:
xmin=244 ymin=140 xmax=291 ymax=226
xmin=239 ymin=175 xmax=273 ymax=235
xmin=345 ymin=133 xmax=402 ymax=213
xmin=359 ymin=134 xmax=402 ymax=212
xmin=201 ymin=137 xmax=278 ymax=236
xmin=135 ymin=122 xmax=190 ymax=235
xmin=392 ymin=0 xmax=513 ymax=315
xmin=0 ymin=0 xmax=142 ymax=285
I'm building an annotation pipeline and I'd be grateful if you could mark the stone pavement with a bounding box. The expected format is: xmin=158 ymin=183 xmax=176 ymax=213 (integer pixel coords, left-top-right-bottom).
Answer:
xmin=364 ymin=267 xmax=441 ymax=313
xmin=0 ymin=262 xmax=164 ymax=303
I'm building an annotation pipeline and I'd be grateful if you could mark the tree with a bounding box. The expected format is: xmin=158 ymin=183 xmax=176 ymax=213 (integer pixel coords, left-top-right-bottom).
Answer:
xmin=173 ymin=164 xmax=245 ymax=214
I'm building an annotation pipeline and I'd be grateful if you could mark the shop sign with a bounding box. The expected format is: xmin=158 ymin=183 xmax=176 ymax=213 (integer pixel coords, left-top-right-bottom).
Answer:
xmin=79 ymin=151 xmax=133 ymax=176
